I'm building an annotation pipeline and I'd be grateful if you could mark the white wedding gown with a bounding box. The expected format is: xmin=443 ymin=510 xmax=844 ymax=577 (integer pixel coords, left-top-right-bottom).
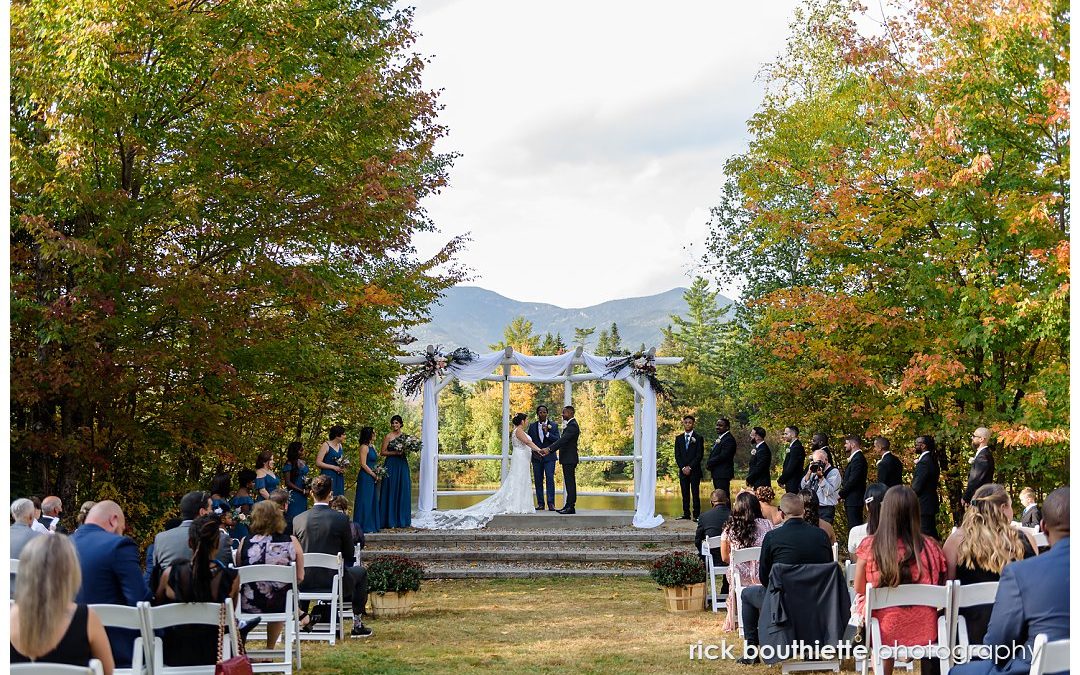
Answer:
xmin=411 ymin=430 xmax=536 ymax=530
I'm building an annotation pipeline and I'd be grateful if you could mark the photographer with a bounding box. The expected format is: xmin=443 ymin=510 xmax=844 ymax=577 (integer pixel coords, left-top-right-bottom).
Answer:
xmin=799 ymin=450 xmax=840 ymax=523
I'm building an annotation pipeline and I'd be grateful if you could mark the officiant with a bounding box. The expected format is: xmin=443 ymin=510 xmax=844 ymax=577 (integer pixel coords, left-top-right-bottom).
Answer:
xmin=527 ymin=405 xmax=561 ymax=511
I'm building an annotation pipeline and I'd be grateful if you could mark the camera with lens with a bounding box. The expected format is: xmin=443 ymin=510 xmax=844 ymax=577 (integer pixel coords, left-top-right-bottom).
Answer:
xmin=808 ymin=460 xmax=825 ymax=474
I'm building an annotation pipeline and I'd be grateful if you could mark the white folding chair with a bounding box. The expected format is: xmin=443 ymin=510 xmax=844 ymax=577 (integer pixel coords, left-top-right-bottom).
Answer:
xmin=88 ymin=603 xmax=150 ymax=675
xmin=844 ymin=560 xmax=857 ymax=603
xmin=11 ymin=660 xmax=104 ymax=675
xmin=864 ymin=583 xmax=950 ymax=675
xmin=141 ymin=598 xmax=240 ymax=675
xmin=340 ymin=543 xmax=365 ymax=624
xmin=11 ymin=558 xmax=20 ymax=599
xmin=728 ymin=546 xmax=761 ymax=636
xmin=1029 ymin=634 xmax=1070 ymax=675
xmin=235 ymin=563 xmax=301 ymax=673
xmin=700 ymin=536 xmax=728 ymax=613
xmin=832 ymin=542 xmax=839 ymax=563
xmin=1013 ymin=523 xmax=1050 ymax=549
xmin=298 ymin=553 xmax=343 ymax=644
xmin=949 ymin=580 xmax=999 ymax=667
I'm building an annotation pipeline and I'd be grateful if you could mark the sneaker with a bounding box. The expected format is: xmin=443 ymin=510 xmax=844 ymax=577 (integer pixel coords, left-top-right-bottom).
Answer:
xmin=350 ymin=623 xmax=373 ymax=638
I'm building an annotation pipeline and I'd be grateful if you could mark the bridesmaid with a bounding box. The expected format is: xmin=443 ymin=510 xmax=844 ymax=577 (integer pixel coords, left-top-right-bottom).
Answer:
xmin=379 ymin=415 xmax=412 ymax=528
xmin=352 ymin=426 xmax=381 ymax=533
xmin=316 ymin=425 xmax=347 ymax=497
xmin=281 ymin=441 xmax=310 ymax=527
xmin=255 ymin=451 xmax=280 ymax=502
xmin=231 ymin=469 xmax=256 ymax=541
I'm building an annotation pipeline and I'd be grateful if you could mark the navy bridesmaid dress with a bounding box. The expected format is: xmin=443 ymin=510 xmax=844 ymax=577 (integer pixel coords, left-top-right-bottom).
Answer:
xmin=352 ymin=445 xmax=381 ymax=533
xmin=321 ymin=444 xmax=346 ymax=496
xmin=282 ymin=461 xmax=309 ymax=523
xmin=380 ymin=454 xmax=411 ymax=528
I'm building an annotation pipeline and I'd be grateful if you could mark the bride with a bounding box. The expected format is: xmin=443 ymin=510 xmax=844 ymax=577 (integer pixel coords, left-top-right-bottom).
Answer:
xmin=412 ymin=412 xmax=544 ymax=530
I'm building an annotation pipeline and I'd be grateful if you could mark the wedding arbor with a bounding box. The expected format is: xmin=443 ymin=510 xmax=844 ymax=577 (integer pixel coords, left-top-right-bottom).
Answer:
xmin=396 ymin=346 xmax=682 ymax=528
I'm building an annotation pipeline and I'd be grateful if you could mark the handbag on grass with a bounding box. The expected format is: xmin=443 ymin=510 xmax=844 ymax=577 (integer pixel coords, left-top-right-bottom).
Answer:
xmin=216 ymin=603 xmax=254 ymax=675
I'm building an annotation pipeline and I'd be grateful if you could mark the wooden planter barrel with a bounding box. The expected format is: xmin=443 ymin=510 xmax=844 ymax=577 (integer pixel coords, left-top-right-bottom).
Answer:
xmin=369 ymin=590 xmax=417 ymax=618
xmin=662 ymin=582 xmax=706 ymax=613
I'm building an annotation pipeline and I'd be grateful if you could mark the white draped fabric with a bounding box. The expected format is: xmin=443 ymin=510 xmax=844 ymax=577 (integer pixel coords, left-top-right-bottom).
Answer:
xmin=513 ymin=352 xmax=577 ymax=379
xmin=415 ymin=349 xmax=664 ymax=529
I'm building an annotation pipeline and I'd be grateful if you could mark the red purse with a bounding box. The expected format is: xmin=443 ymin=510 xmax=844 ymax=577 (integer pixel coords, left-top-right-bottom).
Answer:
xmin=215 ymin=604 xmax=254 ymax=675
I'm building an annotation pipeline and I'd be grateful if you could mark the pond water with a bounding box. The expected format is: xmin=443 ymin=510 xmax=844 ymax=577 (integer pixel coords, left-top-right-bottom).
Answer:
xmin=407 ymin=486 xmax=709 ymax=518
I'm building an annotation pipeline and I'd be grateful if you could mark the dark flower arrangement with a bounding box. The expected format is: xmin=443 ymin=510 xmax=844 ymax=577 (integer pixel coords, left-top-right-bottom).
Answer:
xmin=400 ymin=346 xmax=477 ymax=397
xmin=367 ymin=554 xmax=425 ymax=594
xmin=649 ymin=551 xmax=706 ymax=587
xmin=604 ymin=350 xmax=671 ymax=398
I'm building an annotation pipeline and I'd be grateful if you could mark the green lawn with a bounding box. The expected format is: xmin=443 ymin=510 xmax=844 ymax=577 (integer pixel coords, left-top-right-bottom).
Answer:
xmin=299 ymin=577 xmax=787 ymax=674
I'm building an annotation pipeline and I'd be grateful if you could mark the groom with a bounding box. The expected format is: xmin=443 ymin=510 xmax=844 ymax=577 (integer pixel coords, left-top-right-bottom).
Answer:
xmin=527 ymin=405 xmax=560 ymax=511
xmin=547 ymin=405 xmax=580 ymax=514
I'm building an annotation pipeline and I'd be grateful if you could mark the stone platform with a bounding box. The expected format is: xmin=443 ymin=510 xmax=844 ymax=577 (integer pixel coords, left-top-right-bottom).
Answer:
xmin=366 ymin=512 xmax=697 ymax=579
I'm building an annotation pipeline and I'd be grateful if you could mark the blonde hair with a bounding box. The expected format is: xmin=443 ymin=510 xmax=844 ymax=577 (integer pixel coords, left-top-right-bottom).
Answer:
xmin=15 ymin=535 xmax=82 ymax=658
xmin=957 ymin=484 xmax=1026 ymax=575
xmin=249 ymin=500 xmax=286 ymax=536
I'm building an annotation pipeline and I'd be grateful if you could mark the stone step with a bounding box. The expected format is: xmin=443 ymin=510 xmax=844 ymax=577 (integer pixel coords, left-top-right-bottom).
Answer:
xmin=365 ymin=531 xmax=694 ymax=544
xmin=364 ymin=548 xmax=669 ymax=563
xmin=425 ymin=567 xmax=652 ymax=579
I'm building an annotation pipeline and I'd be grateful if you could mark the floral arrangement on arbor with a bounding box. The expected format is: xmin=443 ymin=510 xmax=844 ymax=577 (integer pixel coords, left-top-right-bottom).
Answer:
xmin=400 ymin=346 xmax=477 ymax=397
xmin=367 ymin=554 xmax=425 ymax=594
xmin=649 ymin=551 xmax=706 ymax=588
xmin=604 ymin=350 xmax=670 ymax=397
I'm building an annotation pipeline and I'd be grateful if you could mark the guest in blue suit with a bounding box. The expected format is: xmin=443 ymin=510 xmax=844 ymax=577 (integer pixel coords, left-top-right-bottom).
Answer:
xmin=527 ymin=405 xmax=560 ymax=510
xmin=71 ymin=501 xmax=151 ymax=668
xmin=951 ymin=486 xmax=1070 ymax=675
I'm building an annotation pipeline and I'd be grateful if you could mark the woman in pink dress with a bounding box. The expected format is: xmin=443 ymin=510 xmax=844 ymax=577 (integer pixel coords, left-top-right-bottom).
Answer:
xmin=719 ymin=491 xmax=773 ymax=632
xmin=854 ymin=485 xmax=947 ymax=675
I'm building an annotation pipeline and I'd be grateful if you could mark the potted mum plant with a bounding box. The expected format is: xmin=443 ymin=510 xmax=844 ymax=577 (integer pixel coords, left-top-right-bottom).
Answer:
xmin=650 ymin=551 xmax=707 ymax=613
xmin=366 ymin=554 xmax=425 ymax=617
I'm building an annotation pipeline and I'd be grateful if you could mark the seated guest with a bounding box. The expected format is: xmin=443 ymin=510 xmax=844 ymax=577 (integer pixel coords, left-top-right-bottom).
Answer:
xmin=231 ymin=470 xmax=257 ymax=542
xmin=1018 ymin=487 xmax=1042 ymax=529
xmin=854 ymin=486 xmax=946 ymax=675
xmin=237 ymin=501 xmax=306 ymax=648
xmin=269 ymin=488 xmax=291 ymax=535
xmin=330 ymin=496 xmax=365 ymax=550
xmin=719 ymin=491 xmax=773 ymax=632
xmin=144 ymin=518 xmax=183 ymax=589
xmin=151 ymin=491 xmax=232 ymax=584
xmin=695 ymin=489 xmax=731 ymax=564
xmin=738 ymin=492 xmax=833 ymax=662
xmin=951 ymin=487 xmax=1069 ymax=675
xmin=752 ymin=485 xmax=783 ymax=526
xmin=943 ymin=484 xmax=1037 ymax=645
xmin=11 ymin=498 xmax=43 ymax=559
xmin=155 ymin=516 xmax=239 ymax=667
xmin=799 ymin=489 xmax=836 ymax=545
xmin=29 ymin=497 xmax=50 ymax=534
xmin=71 ymin=501 xmax=151 ymax=667
xmin=848 ymin=483 xmax=887 ymax=558
xmin=76 ymin=501 xmax=96 ymax=529
xmin=10 ymin=535 xmax=115 ymax=674
xmin=40 ymin=496 xmax=67 ymax=534
xmin=293 ymin=475 xmax=372 ymax=638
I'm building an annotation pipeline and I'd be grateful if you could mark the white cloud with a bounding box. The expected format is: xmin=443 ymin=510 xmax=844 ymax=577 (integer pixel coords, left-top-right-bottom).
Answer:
xmin=408 ymin=0 xmax=803 ymax=306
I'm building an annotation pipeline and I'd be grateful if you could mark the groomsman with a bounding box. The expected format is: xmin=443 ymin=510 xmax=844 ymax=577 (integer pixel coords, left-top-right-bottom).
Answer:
xmin=527 ymin=405 xmax=560 ymax=511
xmin=911 ymin=435 xmax=940 ymax=539
xmin=838 ymin=435 xmax=868 ymax=528
xmin=674 ymin=415 xmax=705 ymax=520
xmin=874 ymin=436 xmax=903 ymax=488
xmin=778 ymin=426 xmax=805 ymax=494
xmin=810 ymin=432 xmax=834 ymax=466
xmin=706 ymin=418 xmax=737 ymax=499
xmin=745 ymin=427 xmax=772 ymax=489
xmin=963 ymin=426 xmax=995 ymax=507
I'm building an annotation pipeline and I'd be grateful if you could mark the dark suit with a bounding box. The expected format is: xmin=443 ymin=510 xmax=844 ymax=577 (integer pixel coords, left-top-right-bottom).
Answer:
xmin=547 ymin=418 xmax=580 ymax=509
xmin=838 ymin=450 xmax=868 ymax=528
xmin=911 ymin=451 xmax=940 ymax=539
xmin=1020 ymin=505 xmax=1042 ymax=529
xmin=951 ymin=538 xmax=1070 ymax=675
xmin=39 ymin=515 xmax=68 ymax=534
xmin=293 ymin=504 xmax=368 ymax=612
xmin=71 ymin=524 xmax=151 ymax=667
xmin=745 ymin=442 xmax=772 ymax=489
xmin=964 ymin=448 xmax=995 ymax=504
xmin=876 ymin=452 xmax=903 ymax=488
xmin=740 ymin=518 xmax=833 ymax=646
xmin=778 ymin=440 xmax=806 ymax=494
xmin=675 ymin=430 xmax=705 ymax=518
xmin=694 ymin=504 xmax=731 ymax=565
xmin=527 ymin=420 xmax=560 ymax=509
xmin=706 ymin=431 xmax=737 ymax=497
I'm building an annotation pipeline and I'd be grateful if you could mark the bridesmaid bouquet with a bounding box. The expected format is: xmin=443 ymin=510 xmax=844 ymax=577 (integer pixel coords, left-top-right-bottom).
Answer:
xmin=401 ymin=435 xmax=422 ymax=454
xmin=373 ymin=466 xmax=387 ymax=482
xmin=338 ymin=455 xmax=352 ymax=470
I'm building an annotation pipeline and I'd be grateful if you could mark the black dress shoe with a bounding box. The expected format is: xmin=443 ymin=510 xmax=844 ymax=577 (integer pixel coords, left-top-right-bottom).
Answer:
xmin=558 ymin=507 xmax=576 ymax=514
xmin=737 ymin=657 xmax=760 ymax=666
xmin=535 ymin=506 xmax=545 ymax=510
xmin=677 ymin=515 xmax=691 ymax=520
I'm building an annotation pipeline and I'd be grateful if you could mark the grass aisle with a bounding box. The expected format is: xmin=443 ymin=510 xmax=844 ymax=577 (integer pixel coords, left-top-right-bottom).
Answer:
xmin=301 ymin=577 xmax=761 ymax=674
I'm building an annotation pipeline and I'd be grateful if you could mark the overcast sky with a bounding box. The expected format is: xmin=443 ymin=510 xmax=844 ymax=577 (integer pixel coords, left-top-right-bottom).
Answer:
xmin=408 ymin=0 xmax=803 ymax=307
